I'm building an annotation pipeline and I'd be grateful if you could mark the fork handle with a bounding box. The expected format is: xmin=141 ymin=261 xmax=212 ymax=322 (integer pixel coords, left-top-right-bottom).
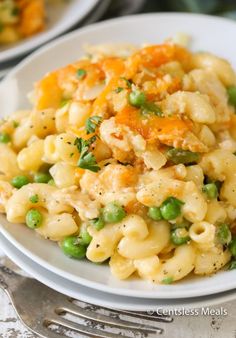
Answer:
xmin=0 ymin=264 xmax=25 ymax=293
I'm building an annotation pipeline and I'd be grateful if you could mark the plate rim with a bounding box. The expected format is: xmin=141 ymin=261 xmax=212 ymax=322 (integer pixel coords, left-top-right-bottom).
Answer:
xmin=1 ymin=12 xmax=236 ymax=299
xmin=1 ymin=231 xmax=236 ymax=311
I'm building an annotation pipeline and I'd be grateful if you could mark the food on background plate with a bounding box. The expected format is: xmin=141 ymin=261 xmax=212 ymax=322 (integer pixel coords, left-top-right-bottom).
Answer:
xmin=0 ymin=38 xmax=236 ymax=284
xmin=0 ymin=0 xmax=45 ymax=44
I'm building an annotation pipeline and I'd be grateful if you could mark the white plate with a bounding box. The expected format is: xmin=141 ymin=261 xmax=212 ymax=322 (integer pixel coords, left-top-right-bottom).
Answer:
xmin=0 ymin=13 xmax=236 ymax=299
xmin=1 ymin=231 xmax=235 ymax=311
xmin=0 ymin=0 xmax=100 ymax=63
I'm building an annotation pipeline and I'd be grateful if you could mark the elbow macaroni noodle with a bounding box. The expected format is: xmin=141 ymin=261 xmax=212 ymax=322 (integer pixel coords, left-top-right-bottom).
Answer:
xmin=0 ymin=41 xmax=235 ymax=284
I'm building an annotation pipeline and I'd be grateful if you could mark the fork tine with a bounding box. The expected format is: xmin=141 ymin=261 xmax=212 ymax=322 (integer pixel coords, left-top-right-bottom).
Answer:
xmin=56 ymin=301 xmax=163 ymax=333
xmin=72 ymin=299 xmax=173 ymax=323
xmin=47 ymin=315 xmax=147 ymax=338
xmin=119 ymin=310 xmax=173 ymax=322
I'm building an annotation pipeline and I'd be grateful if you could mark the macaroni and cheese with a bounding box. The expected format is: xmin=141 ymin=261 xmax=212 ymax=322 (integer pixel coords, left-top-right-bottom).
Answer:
xmin=1 ymin=40 xmax=236 ymax=284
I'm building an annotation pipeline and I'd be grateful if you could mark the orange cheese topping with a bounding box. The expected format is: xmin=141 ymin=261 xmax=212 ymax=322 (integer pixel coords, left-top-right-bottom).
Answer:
xmin=34 ymin=72 xmax=62 ymax=110
xmin=115 ymin=105 xmax=191 ymax=141
xmin=125 ymin=43 xmax=191 ymax=78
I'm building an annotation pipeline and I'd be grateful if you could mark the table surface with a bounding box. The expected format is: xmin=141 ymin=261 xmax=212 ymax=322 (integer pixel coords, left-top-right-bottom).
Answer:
xmin=1 ymin=285 xmax=236 ymax=338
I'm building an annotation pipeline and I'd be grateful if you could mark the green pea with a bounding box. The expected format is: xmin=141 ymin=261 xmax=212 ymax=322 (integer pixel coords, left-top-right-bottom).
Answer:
xmin=0 ymin=132 xmax=11 ymax=143
xmin=160 ymin=197 xmax=184 ymax=220
xmin=76 ymin=69 xmax=87 ymax=79
xmin=129 ymin=90 xmax=146 ymax=107
xmin=204 ymin=177 xmax=222 ymax=193
xmin=166 ymin=147 xmax=199 ymax=164
xmin=229 ymin=238 xmax=236 ymax=256
xmin=202 ymin=183 xmax=218 ymax=199
xmin=217 ymin=223 xmax=232 ymax=245
xmin=227 ymin=86 xmax=236 ymax=106
xmin=48 ymin=179 xmax=56 ymax=186
xmin=102 ymin=202 xmax=126 ymax=223
xmin=79 ymin=228 xmax=92 ymax=246
xmin=26 ymin=209 xmax=43 ymax=229
xmin=34 ymin=172 xmax=51 ymax=183
xmin=91 ymin=216 xmax=105 ymax=231
xmin=61 ymin=236 xmax=87 ymax=259
xmin=229 ymin=260 xmax=236 ymax=270
xmin=162 ymin=276 xmax=174 ymax=284
xmin=11 ymin=175 xmax=29 ymax=189
xmin=171 ymin=228 xmax=190 ymax=246
xmin=148 ymin=207 xmax=163 ymax=221
xmin=29 ymin=194 xmax=39 ymax=204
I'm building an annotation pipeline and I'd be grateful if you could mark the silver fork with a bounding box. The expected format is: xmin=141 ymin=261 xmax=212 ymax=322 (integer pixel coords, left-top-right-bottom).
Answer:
xmin=0 ymin=262 xmax=173 ymax=338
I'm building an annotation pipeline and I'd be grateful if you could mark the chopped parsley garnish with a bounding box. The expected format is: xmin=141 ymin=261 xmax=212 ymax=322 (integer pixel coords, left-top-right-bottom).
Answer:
xmin=227 ymin=86 xmax=236 ymax=107
xmin=85 ymin=116 xmax=102 ymax=134
xmin=60 ymin=98 xmax=70 ymax=107
xmin=115 ymin=87 xmax=124 ymax=93
xmin=229 ymin=260 xmax=236 ymax=270
xmin=142 ymin=101 xmax=163 ymax=117
xmin=12 ymin=7 xmax=19 ymax=16
xmin=29 ymin=194 xmax=39 ymax=204
xmin=76 ymin=69 xmax=87 ymax=79
xmin=129 ymin=89 xmax=163 ymax=117
xmin=0 ymin=22 xmax=4 ymax=33
xmin=74 ymin=136 xmax=100 ymax=172
xmin=120 ymin=77 xmax=132 ymax=88
xmin=12 ymin=121 xmax=19 ymax=128
xmin=166 ymin=148 xmax=199 ymax=164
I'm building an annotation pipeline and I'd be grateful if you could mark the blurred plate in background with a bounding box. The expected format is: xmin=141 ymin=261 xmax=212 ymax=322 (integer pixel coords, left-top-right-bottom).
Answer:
xmin=0 ymin=0 xmax=101 ymax=63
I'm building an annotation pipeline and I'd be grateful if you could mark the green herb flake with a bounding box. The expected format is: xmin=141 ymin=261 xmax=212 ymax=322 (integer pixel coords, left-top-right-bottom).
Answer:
xmin=60 ymin=98 xmax=70 ymax=107
xmin=142 ymin=101 xmax=163 ymax=117
xmin=162 ymin=276 xmax=174 ymax=284
xmin=120 ymin=77 xmax=132 ymax=88
xmin=74 ymin=136 xmax=100 ymax=172
xmin=85 ymin=116 xmax=102 ymax=134
xmin=227 ymin=86 xmax=236 ymax=107
xmin=115 ymin=87 xmax=124 ymax=93
xmin=229 ymin=260 xmax=236 ymax=270
xmin=166 ymin=147 xmax=199 ymax=165
xmin=29 ymin=194 xmax=39 ymax=204
xmin=0 ymin=22 xmax=4 ymax=33
xmin=12 ymin=7 xmax=19 ymax=16
xmin=12 ymin=121 xmax=19 ymax=128
xmin=76 ymin=69 xmax=87 ymax=79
